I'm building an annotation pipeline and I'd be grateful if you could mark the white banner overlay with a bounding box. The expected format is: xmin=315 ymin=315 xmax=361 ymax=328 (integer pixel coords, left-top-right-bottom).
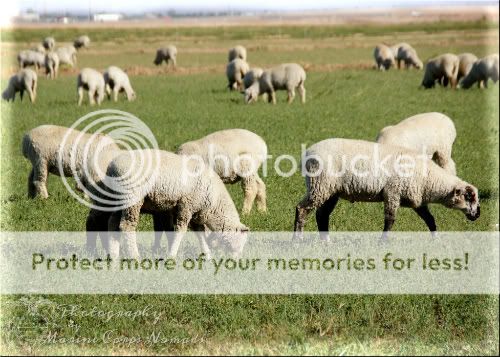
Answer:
xmin=0 ymin=232 xmax=498 ymax=294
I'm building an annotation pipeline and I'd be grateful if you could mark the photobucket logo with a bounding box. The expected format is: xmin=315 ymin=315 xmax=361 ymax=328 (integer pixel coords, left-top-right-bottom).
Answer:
xmin=58 ymin=110 xmax=160 ymax=211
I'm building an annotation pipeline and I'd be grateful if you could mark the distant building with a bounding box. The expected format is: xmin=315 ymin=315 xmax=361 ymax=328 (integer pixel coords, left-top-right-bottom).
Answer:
xmin=93 ymin=13 xmax=123 ymax=22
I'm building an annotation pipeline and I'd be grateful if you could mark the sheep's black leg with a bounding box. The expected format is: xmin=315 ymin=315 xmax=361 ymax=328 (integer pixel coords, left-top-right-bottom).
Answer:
xmin=414 ymin=205 xmax=437 ymax=235
xmin=293 ymin=197 xmax=315 ymax=240
xmin=152 ymin=212 xmax=166 ymax=253
xmin=315 ymin=195 xmax=339 ymax=241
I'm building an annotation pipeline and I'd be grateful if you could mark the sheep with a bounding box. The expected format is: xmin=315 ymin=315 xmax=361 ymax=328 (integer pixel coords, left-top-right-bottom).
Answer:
xmin=74 ymin=35 xmax=90 ymax=50
xmin=228 ymin=45 xmax=247 ymax=62
xmin=243 ymin=67 xmax=264 ymax=89
xmin=153 ymin=45 xmax=177 ymax=67
xmin=459 ymin=54 xmax=499 ymax=89
xmin=457 ymin=53 xmax=478 ymax=83
xmin=373 ymin=44 xmax=396 ymax=71
xmin=17 ymin=50 xmax=45 ymax=70
xmin=226 ymin=58 xmax=250 ymax=91
xmin=99 ymin=149 xmax=249 ymax=258
xmin=103 ymin=66 xmax=136 ymax=102
xmin=2 ymin=69 xmax=37 ymax=103
xmin=21 ymin=125 xmax=121 ymax=199
xmin=244 ymin=63 xmax=306 ymax=104
xmin=77 ymin=68 xmax=105 ymax=106
xmin=397 ymin=45 xmax=423 ymax=69
xmin=42 ymin=37 xmax=55 ymax=51
xmin=376 ymin=112 xmax=457 ymax=175
xmin=44 ymin=52 xmax=59 ymax=79
xmin=293 ymin=138 xmax=480 ymax=241
xmin=421 ymin=53 xmax=460 ymax=89
xmin=55 ymin=46 xmax=77 ymax=68
xmin=176 ymin=129 xmax=267 ymax=214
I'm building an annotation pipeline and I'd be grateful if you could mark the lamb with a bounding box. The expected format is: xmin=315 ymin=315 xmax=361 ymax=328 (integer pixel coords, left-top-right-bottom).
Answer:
xmin=100 ymin=149 xmax=249 ymax=258
xmin=244 ymin=63 xmax=306 ymax=104
xmin=228 ymin=45 xmax=247 ymax=62
xmin=176 ymin=129 xmax=267 ymax=214
xmin=103 ymin=66 xmax=136 ymax=102
xmin=226 ymin=58 xmax=250 ymax=91
xmin=17 ymin=50 xmax=45 ymax=70
xmin=153 ymin=45 xmax=177 ymax=67
xmin=74 ymin=35 xmax=90 ymax=50
xmin=457 ymin=53 xmax=478 ymax=83
xmin=21 ymin=125 xmax=121 ymax=199
xmin=243 ymin=67 xmax=264 ymax=89
xmin=42 ymin=37 xmax=55 ymax=51
xmin=459 ymin=54 xmax=499 ymax=89
xmin=293 ymin=139 xmax=480 ymax=241
xmin=77 ymin=68 xmax=106 ymax=106
xmin=373 ymin=44 xmax=396 ymax=71
xmin=421 ymin=53 xmax=460 ymax=89
xmin=55 ymin=46 xmax=77 ymax=68
xmin=376 ymin=112 xmax=457 ymax=175
xmin=44 ymin=51 xmax=59 ymax=79
xmin=2 ymin=69 xmax=37 ymax=103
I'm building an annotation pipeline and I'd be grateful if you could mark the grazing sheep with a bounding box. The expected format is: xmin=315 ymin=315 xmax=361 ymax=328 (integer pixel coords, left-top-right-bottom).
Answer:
xmin=245 ymin=63 xmax=306 ymax=104
xmin=42 ymin=37 xmax=55 ymax=51
xmin=17 ymin=50 xmax=45 ymax=70
xmin=421 ymin=53 xmax=460 ymax=89
xmin=77 ymin=68 xmax=105 ymax=106
xmin=459 ymin=54 xmax=499 ymax=89
xmin=102 ymin=149 xmax=249 ymax=258
xmin=2 ymin=69 xmax=37 ymax=103
xmin=228 ymin=45 xmax=247 ymax=62
xmin=373 ymin=44 xmax=396 ymax=71
xmin=33 ymin=44 xmax=46 ymax=54
xmin=55 ymin=46 xmax=77 ymax=68
xmin=376 ymin=112 xmax=457 ymax=175
xmin=44 ymin=52 xmax=59 ymax=79
xmin=21 ymin=125 xmax=121 ymax=199
xmin=397 ymin=46 xmax=423 ymax=69
xmin=293 ymin=139 xmax=480 ymax=241
xmin=457 ymin=53 xmax=478 ymax=83
xmin=153 ymin=45 xmax=177 ymax=67
xmin=226 ymin=58 xmax=250 ymax=91
xmin=103 ymin=66 xmax=136 ymax=102
xmin=243 ymin=67 xmax=264 ymax=89
xmin=74 ymin=35 xmax=90 ymax=50
xmin=177 ymin=129 xmax=268 ymax=214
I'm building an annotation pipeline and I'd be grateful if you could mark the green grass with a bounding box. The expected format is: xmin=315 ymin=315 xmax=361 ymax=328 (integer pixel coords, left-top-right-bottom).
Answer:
xmin=1 ymin=25 xmax=499 ymax=355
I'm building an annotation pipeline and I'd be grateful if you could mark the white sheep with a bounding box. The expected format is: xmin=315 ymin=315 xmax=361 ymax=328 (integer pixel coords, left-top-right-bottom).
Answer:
xmin=153 ymin=45 xmax=177 ymax=67
xmin=2 ymin=69 xmax=37 ymax=103
xmin=74 ymin=35 xmax=90 ymax=50
xmin=17 ymin=50 xmax=45 ymax=70
xmin=55 ymin=46 xmax=77 ymax=68
xmin=44 ymin=51 xmax=59 ymax=79
xmin=77 ymin=68 xmax=105 ymax=106
xmin=457 ymin=53 xmax=478 ymax=83
xmin=228 ymin=45 xmax=247 ymax=62
xmin=102 ymin=149 xmax=249 ymax=258
xmin=177 ymin=129 xmax=267 ymax=214
xmin=421 ymin=53 xmax=460 ymax=89
xmin=21 ymin=125 xmax=121 ymax=199
xmin=376 ymin=112 xmax=457 ymax=175
xmin=245 ymin=63 xmax=306 ymax=104
xmin=373 ymin=44 xmax=396 ymax=71
xmin=243 ymin=67 xmax=264 ymax=89
xmin=293 ymin=139 xmax=480 ymax=241
xmin=103 ymin=66 xmax=136 ymax=102
xmin=459 ymin=54 xmax=499 ymax=89
xmin=42 ymin=37 xmax=55 ymax=51
xmin=397 ymin=46 xmax=423 ymax=69
xmin=226 ymin=58 xmax=250 ymax=91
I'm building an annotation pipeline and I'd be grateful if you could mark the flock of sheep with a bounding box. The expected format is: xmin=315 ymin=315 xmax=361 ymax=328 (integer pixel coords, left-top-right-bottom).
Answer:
xmin=374 ymin=42 xmax=499 ymax=89
xmin=2 ymin=34 xmax=490 ymax=258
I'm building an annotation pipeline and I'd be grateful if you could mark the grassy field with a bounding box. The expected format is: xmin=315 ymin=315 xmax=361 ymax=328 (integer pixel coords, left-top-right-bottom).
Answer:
xmin=1 ymin=22 xmax=499 ymax=355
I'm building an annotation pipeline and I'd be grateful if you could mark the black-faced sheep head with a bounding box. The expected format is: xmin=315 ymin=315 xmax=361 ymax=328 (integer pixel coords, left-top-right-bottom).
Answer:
xmin=447 ymin=184 xmax=480 ymax=221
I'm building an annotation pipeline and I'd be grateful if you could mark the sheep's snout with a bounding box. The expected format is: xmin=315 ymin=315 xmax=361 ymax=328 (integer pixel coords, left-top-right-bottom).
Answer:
xmin=466 ymin=205 xmax=480 ymax=221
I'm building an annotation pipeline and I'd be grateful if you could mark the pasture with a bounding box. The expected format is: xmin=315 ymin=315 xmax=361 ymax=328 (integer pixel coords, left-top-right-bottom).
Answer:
xmin=1 ymin=21 xmax=499 ymax=355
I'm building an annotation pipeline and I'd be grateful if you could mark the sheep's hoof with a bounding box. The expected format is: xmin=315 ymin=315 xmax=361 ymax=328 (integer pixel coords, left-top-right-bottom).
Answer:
xmin=292 ymin=232 xmax=304 ymax=241
xmin=319 ymin=232 xmax=330 ymax=243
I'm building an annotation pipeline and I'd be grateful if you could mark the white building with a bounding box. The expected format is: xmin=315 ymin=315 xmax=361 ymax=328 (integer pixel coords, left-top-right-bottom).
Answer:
xmin=93 ymin=13 xmax=123 ymax=22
